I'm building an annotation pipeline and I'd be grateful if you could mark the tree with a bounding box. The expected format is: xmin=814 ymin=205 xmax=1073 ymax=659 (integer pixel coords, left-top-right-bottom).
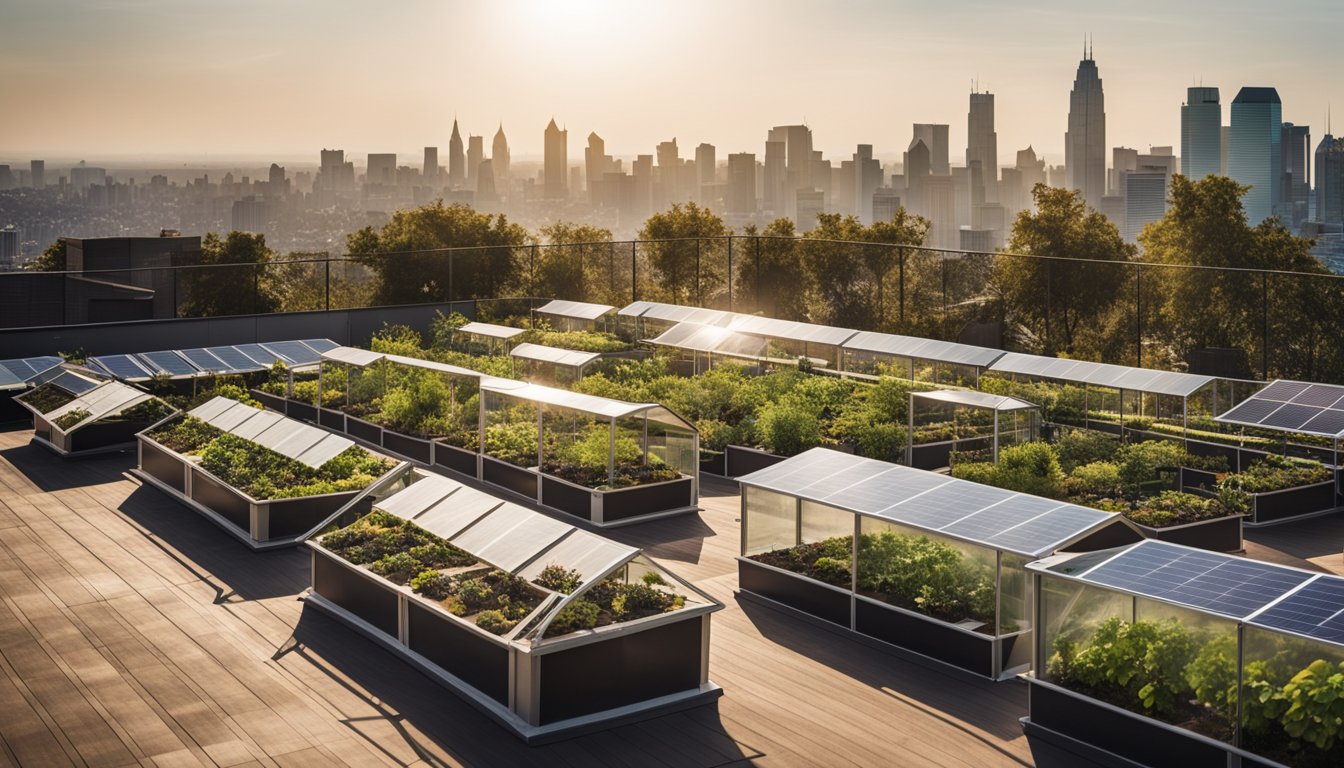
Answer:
xmin=1141 ymin=174 xmax=1339 ymax=379
xmin=801 ymin=210 xmax=931 ymax=330
xmin=178 ymin=231 xmax=280 ymax=317
xmin=994 ymin=184 xmax=1134 ymax=355
xmin=348 ymin=200 xmax=528 ymax=304
xmin=535 ymin=221 xmax=617 ymax=305
xmin=736 ymin=219 xmax=809 ymax=320
xmin=861 ymin=208 xmax=930 ymax=330
xmin=269 ymin=251 xmax=373 ymax=312
xmin=24 ymin=239 xmax=66 ymax=271
xmin=638 ymin=202 xmax=728 ymax=305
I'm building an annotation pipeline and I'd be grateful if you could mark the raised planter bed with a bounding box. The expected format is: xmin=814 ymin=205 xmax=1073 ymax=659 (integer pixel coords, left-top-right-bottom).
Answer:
xmin=345 ymin=415 xmax=384 ymax=445
xmin=286 ymin=399 xmax=318 ymax=424
xmin=18 ymin=379 xmax=175 ymax=458
xmin=1178 ymin=465 xmax=1220 ymax=492
xmin=724 ymin=444 xmax=788 ymax=478
xmin=319 ymin=407 xmax=346 ymax=432
xmin=1131 ymin=512 xmax=1244 ymax=553
xmin=738 ymin=557 xmax=850 ymax=626
xmin=1241 ymin=479 xmax=1339 ymax=526
xmin=250 ymin=389 xmax=287 ymax=412
xmin=381 ymin=430 xmax=432 ymax=464
xmin=482 ymin=456 xmax=539 ymax=499
xmin=304 ymin=472 xmax=722 ymax=743
xmin=433 ymin=441 xmax=478 ymax=477
xmin=1022 ymin=677 xmax=1275 ymax=768
xmin=908 ymin=436 xmax=992 ymax=471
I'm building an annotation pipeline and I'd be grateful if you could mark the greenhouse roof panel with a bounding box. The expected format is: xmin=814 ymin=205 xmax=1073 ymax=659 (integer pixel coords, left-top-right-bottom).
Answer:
xmin=230 ymin=409 xmax=284 ymax=440
xmin=458 ymin=321 xmax=527 ymax=340
xmin=1214 ymin=379 xmax=1344 ymax=438
xmin=48 ymin=371 xmax=102 ymax=396
xmin=988 ymin=352 xmax=1214 ymax=397
xmin=739 ymin=448 xmax=1129 ymax=557
xmin=0 ymin=355 xmax=63 ymax=384
xmin=625 ymin=301 xmax=734 ymax=326
xmin=302 ymin=339 xmax=340 ymax=354
xmin=535 ymin=299 xmax=616 ymax=321
xmin=840 ymin=331 xmax=1005 ymax=368
xmin=203 ymin=346 xmax=268 ymax=373
xmin=377 ymin=474 xmax=462 ymax=521
xmin=383 ymin=353 xmax=483 ymax=378
xmin=322 ymin=346 xmax=386 ymax=367
xmin=725 ymin=314 xmax=858 ymax=347
xmin=415 ymin=491 xmax=504 ymax=540
xmin=452 ymin=503 xmax=573 ymax=574
xmin=89 ymin=353 xmax=154 ymax=381
xmin=48 ymin=380 xmax=152 ymax=427
xmin=481 ymin=380 xmax=656 ymax=420
xmin=261 ymin=340 xmax=324 ymax=366
xmin=187 ymin=396 xmax=353 ymax=469
xmin=509 ymin=342 xmax=601 ymax=369
xmin=0 ymin=367 xmax=26 ymax=390
xmin=517 ymin=530 xmax=638 ymax=588
xmin=1077 ymin=540 xmax=1312 ymax=619
xmin=913 ymin=389 xmax=1038 ymax=411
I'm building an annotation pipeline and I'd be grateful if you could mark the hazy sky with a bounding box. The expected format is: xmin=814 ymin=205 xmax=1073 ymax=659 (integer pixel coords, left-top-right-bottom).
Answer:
xmin=3 ymin=0 xmax=1339 ymax=167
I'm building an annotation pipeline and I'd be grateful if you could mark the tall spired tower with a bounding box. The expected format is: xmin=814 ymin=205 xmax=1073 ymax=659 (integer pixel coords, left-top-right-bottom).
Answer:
xmin=448 ymin=119 xmax=465 ymax=188
xmin=1065 ymin=40 xmax=1106 ymax=208
xmin=492 ymin=124 xmax=510 ymax=184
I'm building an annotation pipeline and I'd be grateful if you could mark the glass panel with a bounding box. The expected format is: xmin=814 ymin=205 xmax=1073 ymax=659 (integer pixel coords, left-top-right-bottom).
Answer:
xmin=483 ymin=390 xmax=539 ymax=467
xmin=1037 ymin=578 xmax=1132 ymax=685
xmin=1241 ymin=626 xmax=1344 ymax=766
xmin=1130 ymin=599 xmax=1237 ymax=743
xmin=800 ymin=500 xmax=854 ymax=545
xmin=856 ymin=517 xmax=997 ymax=633
xmin=743 ymin=486 xmax=797 ymax=557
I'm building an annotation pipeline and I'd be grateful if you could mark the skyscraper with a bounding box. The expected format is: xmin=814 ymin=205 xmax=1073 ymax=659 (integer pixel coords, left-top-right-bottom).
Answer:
xmin=448 ymin=120 xmax=465 ymax=188
xmin=30 ymin=160 xmax=45 ymax=189
xmin=763 ymin=140 xmax=785 ymax=214
xmin=854 ymin=145 xmax=882 ymax=223
xmin=544 ymin=118 xmax=568 ymax=199
xmin=1065 ymin=44 xmax=1106 ymax=208
xmin=1229 ymin=87 xmax=1282 ymax=224
xmin=695 ymin=143 xmax=716 ymax=202
xmin=967 ymin=91 xmax=998 ymax=200
xmin=727 ymin=153 xmax=756 ymax=213
xmin=911 ymin=124 xmax=949 ymax=175
xmin=1280 ymin=123 xmax=1311 ymax=227
xmin=423 ymin=147 xmax=438 ymax=187
xmin=585 ymin=133 xmax=608 ymax=204
xmin=1181 ymin=87 xmax=1221 ymax=181
xmin=467 ymin=135 xmax=483 ymax=191
xmin=656 ymin=138 xmax=680 ymax=208
xmin=366 ymin=154 xmax=396 ymax=186
xmin=1315 ymin=132 xmax=1344 ymax=226
xmin=492 ymin=125 xmax=510 ymax=185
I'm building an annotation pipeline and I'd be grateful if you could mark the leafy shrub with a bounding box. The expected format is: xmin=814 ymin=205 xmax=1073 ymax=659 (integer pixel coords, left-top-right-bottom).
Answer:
xmin=754 ymin=400 xmax=822 ymax=455
xmin=748 ymin=536 xmax=853 ymax=586
xmin=856 ymin=531 xmax=995 ymax=625
xmin=456 ymin=577 xmax=493 ymax=611
xmin=475 ymin=610 xmax=513 ymax=634
xmin=1278 ymin=659 xmax=1344 ymax=752
xmin=1048 ymin=617 xmax=1195 ymax=718
xmin=950 ymin=461 xmax=998 ymax=486
xmin=1062 ymin=461 xmax=1124 ymax=500
xmin=118 ymin=398 xmax=175 ymax=424
xmin=148 ymin=416 xmax=224 ymax=453
xmin=811 ymin=556 xmax=851 ymax=585
xmin=1115 ymin=440 xmax=1186 ymax=491
xmin=527 ymin=329 xmax=631 ymax=353
xmin=408 ymin=542 xmax=476 ymax=569
xmin=53 ymin=407 xmax=92 ymax=430
xmin=484 ymin=420 xmax=538 ymax=466
xmin=534 ymin=564 xmax=582 ymax=594
xmin=1055 ymin=429 xmax=1121 ymax=472
xmin=985 ymin=442 xmax=1065 ymax=498
xmin=547 ymin=599 xmax=600 ymax=635
xmin=1125 ymin=491 xmax=1230 ymax=528
xmin=1184 ymin=634 xmax=1239 ymax=723
xmin=369 ymin=553 xmax=425 ymax=585
xmin=409 ymin=570 xmax=455 ymax=600
xmin=377 ymin=373 xmax=452 ymax=436
xmin=1220 ymin=455 xmax=1331 ymax=497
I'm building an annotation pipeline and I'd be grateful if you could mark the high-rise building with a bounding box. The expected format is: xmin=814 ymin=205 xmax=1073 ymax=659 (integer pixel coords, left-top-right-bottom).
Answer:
xmin=30 ymin=160 xmax=45 ymax=189
xmin=1181 ymin=87 xmax=1221 ymax=181
xmin=1229 ymin=87 xmax=1283 ymax=224
xmin=466 ymin=136 xmax=484 ymax=191
xmin=544 ymin=118 xmax=567 ymax=199
xmin=632 ymin=154 xmax=653 ymax=217
xmin=695 ymin=143 xmax=716 ymax=202
xmin=656 ymin=138 xmax=680 ymax=208
xmin=0 ymin=166 xmax=12 ymax=190
xmin=967 ymin=91 xmax=998 ymax=201
xmin=905 ymin=139 xmax=931 ymax=215
xmin=1315 ymin=132 xmax=1344 ymax=226
xmin=492 ymin=125 xmax=510 ymax=186
xmin=727 ymin=153 xmax=756 ymax=214
xmin=872 ymin=188 xmax=902 ymax=223
xmin=1065 ymin=44 xmax=1106 ymax=208
xmin=1280 ymin=123 xmax=1311 ymax=227
xmin=0 ymin=226 xmax=19 ymax=269
xmin=449 ymin=120 xmax=465 ymax=188
xmin=926 ymin=175 xmax=957 ymax=249
xmin=476 ymin=159 xmax=496 ymax=202
xmin=585 ymin=133 xmax=611 ymax=204
xmin=366 ymin=153 xmax=396 ymax=186
xmin=70 ymin=162 xmax=107 ymax=190
xmin=795 ymin=189 xmax=824 ymax=232
xmin=1016 ymin=146 xmax=1047 ymax=191
xmin=423 ymin=147 xmax=438 ymax=187
xmin=854 ymin=145 xmax=882 ymax=223
xmin=912 ymin=124 xmax=950 ymax=175
xmin=1221 ymin=126 xmax=1230 ymax=175
xmin=763 ymin=139 xmax=786 ymax=214
xmin=1110 ymin=147 xmax=1138 ymax=196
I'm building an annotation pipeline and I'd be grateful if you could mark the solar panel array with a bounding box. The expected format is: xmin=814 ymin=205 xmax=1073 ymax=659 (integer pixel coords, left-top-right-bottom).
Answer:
xmin=46 ymin=381 xmax=154 ymax=431
xmin=738 ymin=447 xmax=1128 ymax=557
xmin=45 ymin=371 xmax=102 ymax=396
xmin=1078 ymin=540 xmax=1312 ymax=618
xmin=1215 ymin=380 xmax=1344 ymax=438
xmin=509 ymin=342 xmax=601 ymax=369
xmin=88 ymin=339 xmax=335 ymax=381
xmin=988 ymin=351 xmax=1216 ymax=398
xmin=0 ymin=356 xmax=65 ymax=390
xmin=187 ymin=396 xmax=355 ymax=469
xmin=535 ymin=299 xmax=616 ymax=321
xmin=1250 ymin=576 xmax=1344 ymax=644
xmin=457 ymin=321 xmax=527 ymax=340
xmin=368 ymin=471 xmax=638 ymax=587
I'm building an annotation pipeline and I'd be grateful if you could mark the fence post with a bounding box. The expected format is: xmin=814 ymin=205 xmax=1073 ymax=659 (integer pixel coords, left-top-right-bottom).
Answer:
xmin=631 ymin=240 xmax=637 ymax=303
xmin=325 ymin=258 xmax=331 ymax=311
xmin=448 ymin=249 xmax=454 ymax=301
xmin=941 ymin=251 xmax=948 ymax=339
xmin=727 ymin=236 xmax=733 ymax=312
xmin=695 ymin=238 xmax=702 ymax=306
xmin=1135 ymin=264 xmax=1142 ymax=367
xmin=1261 ymin=271 xmax=1269 ymax=380
xmin=531 ymin=244 xmax=538 ymax=297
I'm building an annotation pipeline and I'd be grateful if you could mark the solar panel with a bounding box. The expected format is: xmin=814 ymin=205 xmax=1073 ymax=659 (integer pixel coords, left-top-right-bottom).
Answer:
xmin=91 ymin=354 xmax=153 ymax=380
xmin=0 ymin=356 xmax=62 ymax=381
xmin=1 ymin=359 xmax=37 ymax=378
xmin=261 ymin=340 xmax=322 ymax=366
xmin=204 ymin=346 xmax=265 ymax=372
xmin=138 ymin=350 xmax=201 ymax=377
xmin=1256 ymin=380 xmax=1311 ymax=402
xmin=179 ymin=348 xmax=229 ymax=372
xmin=0 ymin=368 xmax=24 ymax=389
xmin=1082 ymin=541 xmax=1312 ymax=618
xmin=1217 ymin=398 xmax=1284 ymax=424
xmin=48 ymin=371 xmax=101 ymax=395
xmin=301 ymin=338 xmax=339 ymax=354
xmin=1251 ymin=577 xmax=1344 ymax=644
xmin=993 ymin=505 xmax=1114 ymax=556
xmin=1301 ymin=410 xmax=1344 ymax=438
xmin=235 ymin=343 xmax=286 ymax=366
xmin=939 ymin=496 xmax=1066 ymax=542
xmin=1258 ymin=403 xmax=1321 ymax=431
xmin=1291 ymin=385 xmax=1344 ymax=409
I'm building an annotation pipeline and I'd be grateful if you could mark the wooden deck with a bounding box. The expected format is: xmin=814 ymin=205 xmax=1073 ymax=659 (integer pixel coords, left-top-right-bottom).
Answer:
xmin=13 ymin=427 xmax=1337 ymax=767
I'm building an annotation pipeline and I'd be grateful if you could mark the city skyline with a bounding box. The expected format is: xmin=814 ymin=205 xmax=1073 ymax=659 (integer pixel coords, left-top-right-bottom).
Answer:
xmin=2 ymin=0 xmax=1340 ymax=163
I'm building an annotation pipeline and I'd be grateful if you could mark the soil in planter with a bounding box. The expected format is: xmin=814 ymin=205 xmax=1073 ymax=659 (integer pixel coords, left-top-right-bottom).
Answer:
xmin=747 ymin=537 xmax=853 ymax=588
xmin=413 ymin=567 xmax=547 ymax=635
xmin=22 ymin=384 xmax=76 ymax=414
xmin=533 ymin=564 xmax=687 ymax=638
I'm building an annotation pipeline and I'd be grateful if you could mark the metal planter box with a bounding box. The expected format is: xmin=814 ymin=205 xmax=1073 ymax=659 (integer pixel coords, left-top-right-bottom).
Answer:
xmin=381 ymin=430 xmax=433 ymax=464
xmin=133 ymin=433 xmax=393 ymax=550
xmin=1243 ymin=480 xmax=1339 ymax=526
xmin=724 ymin=444 xmax=788 ymax=478
xmin=1132 ymin=513 xmax=1244 ymax=553
xmin=908 ymin=436 xmax=992 ymax=472
xmin=1022 ymin=677 xmax=1284 ymax=768
xmin=432 ymin=441 xmax=479 ymax=477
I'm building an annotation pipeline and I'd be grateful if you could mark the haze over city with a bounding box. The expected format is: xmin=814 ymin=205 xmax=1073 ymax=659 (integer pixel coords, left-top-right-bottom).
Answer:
xmin=3 ymin=0 xmax=1340 ymax=162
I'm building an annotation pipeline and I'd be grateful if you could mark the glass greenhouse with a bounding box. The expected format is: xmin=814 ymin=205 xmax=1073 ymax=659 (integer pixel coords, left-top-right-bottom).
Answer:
xmin=737 ymin=447 xmax=1141 ymax=678
xmin=1026 ymin=539 xmax=1344 ymax=768
xmin=533 ymin=299 xmax=616 ymax=332
xmin=907 ymin=389 xmax=1041 ymax=470
xmin=509 ymin=342 xmax=601 ymax=385
xmin=17 ymin=375 xmax=176 ymax=457
xmin=455 ymin=321 xmax=526 ymax=356
xmin=839 ymin=330 xmax=1005 ymax=385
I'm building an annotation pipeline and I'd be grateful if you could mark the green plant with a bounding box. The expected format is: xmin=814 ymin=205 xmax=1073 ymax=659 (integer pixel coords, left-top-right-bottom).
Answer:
xmin=409 ymin=569 xmax=455 ymax=600
xmin=754 ymin=399 xmax=823 ymax=455
xmin=611 ymin=582 xmax=672 ymax=618
xmin=1184 ymin=634 xmax=1239 ymax=723
xmin=1125 ymin=491 xmax=1229 ymax=528
xmin=534 ymin=564 xmax=582 ymax=594
xmin=547 ymin=599 xmax=600 ymax=635
xmin=856 ymin=531 xmax=995 ymax=625
xmin=1279 ymin=660 xmax=1344 ymax=752
xmin=484 ymin=420 xmax=538 ymax=466
xmin=117 ymin=398 xmax=175 ymax=424
xmin=456 ymin=577 xmax=493 ymax=611
xmin=1115 ymin=440 xmax=1186 ymax=492
xmin=1055 ymin=429 xmax=1121 ymax=472
xmin=1061 ymin=461 xmax=1124 ymax=500
xmin=21 ymin=384 xmax=76 ymax=413
xmin=369 ymin=552 xmax=424 ymax=584
xmin=53 ymin=407 xmax=92 ymax=430
xmin=1048 ymin=617 xmax=1195 ymax=718
xmin=474 ymin=609 xmax=513 ymax=634
xmin=811 ymin=556 xmax=851 ymax=585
